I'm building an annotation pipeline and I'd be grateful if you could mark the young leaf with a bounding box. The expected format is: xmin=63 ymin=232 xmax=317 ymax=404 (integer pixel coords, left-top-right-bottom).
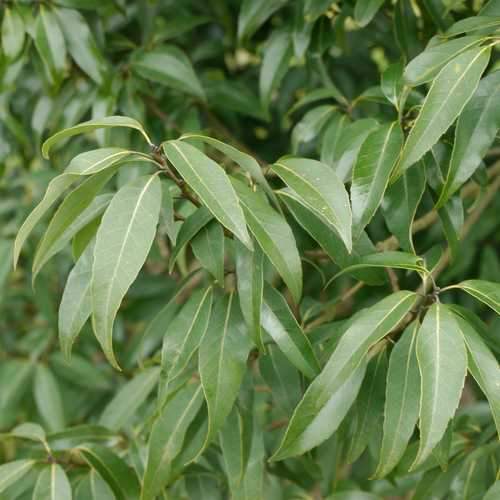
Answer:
xmin=272 ymin=157 xmax=352 ymax=251
xmin=351 ymin=122 xmax=403 ymax=239
xmin=191 ymin=221 xmax=225 ymax=284
xmin=142 ymin=384 xmax=204 ymax=500
xmin=262 ymin=286 xmax=320 ymax=378
xmin=198 ymin=294 xmax=252 ymax=455
xmin=446 ymin=279 xmax=500 ymax=314
xmin=232 ymin=178 xmax=302 ymax=303
xmin=354 ymin=0 xmax=385 ymax=27
xmin=32 ymin=464 xmax=72 ymax=500
xmin=272 ymin=291 xmax=417 ymax=460
xmin=412 ymin=303 xmax=467 ymax=469
xmin=374 ymin=322 xmax=420 ymax=478
xmin=33 ymin=364 xmax=66 ymax=432
xmin=1 ymin=7 xmax=25 ymax=60
xmin=92 ymin=175 xmax=162 ymax=368
xmin=398 ymin=46 xmax=491 ymax=173
xmin=163 ymin=140 xmax=252 ymax=249
xmin=0 ymin=460 xmax=36 ymax=494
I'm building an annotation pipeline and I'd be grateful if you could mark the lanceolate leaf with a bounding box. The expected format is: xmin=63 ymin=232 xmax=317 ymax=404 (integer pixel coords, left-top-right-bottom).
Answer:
xmin=198 ymin=294 xmax=252 ymax=455
xmin=272 ymin=157 xmax=352 ymax=251
xmin=191 ymin=221 xmax=225 ymax=284
xmin=374 ymin=322 xmax=420 ymax=478
xmin=438 ymin=70 xmax=500 ymax=206
xmin=272 ymin=291 xmax=417 ymax=460
xmin=454 ymin=315 xmax=500 ymax=437
xmin=445 ymin=16 xmax=500 ymax=36
xmin=32 ymin=464 xmax=71 ymax=500
xmin=91 ymin=175 xmax=162 ymax=368
xmin=33 ymin=364 xmax=66 ymax=432
xmin=163 ymin=140 xmax=252 ymax=249
xmin=351 ymin=122 xmax=403 ymax=239
xmin=446 ymin=279 xmax=500 ymax=314
xmin=142 ymin=384 xmax=204 ymax=500
xmin=261 ymin=286 xmax=320 ymax=379
xmin=0 ymin=460 xmax=36 ymax=494
xmin=232 ymin=178 xmax=302 ymax=303
xmin=412 ymin=303 xmax=467 ymax=469
xmin=399 ymin=46 xmax=491 ymax=173
xmin=1 ymin=7 xmax=25 ymax=60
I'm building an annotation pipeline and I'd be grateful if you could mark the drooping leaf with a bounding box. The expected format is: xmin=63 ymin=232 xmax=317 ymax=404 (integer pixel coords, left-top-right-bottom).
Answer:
xmin=272 ymin=157 xmax=352 ymax=251
xmin=412 ymin=303 xmax=467 ymax=469
xmin=1 ymin=7 xmax=25 ymax=60
xmin=398 ymin=46 xmax=491 ymax=173
xmin=232 ymin=178 xmax=302 ymax=303
xmin=33 ymin=364 xmax=66 ymax=432
xmin=32 ymin=464 xmax=72 ymax=500
xmin=446 ymin=279 xmax=500 ymax=314
xmin=163 ymin=140 xmax=252 ymax=249
xmin=91 ymin=175 xmax=162 ymax=368
xmin=374 ymin=322 xmax=420 ymax=478
xmin=237 ymin=0 xmax=288 ymax=40
xmin=0 ymin=460 xmax=36 ymax=494
xmin=272 ymin=291 xmax=417 ymax=460
xmin=354 ymin=0 xmax=385 ymax=27
xmin=351 ymin=122 xmax=403 ymax=239
xmin=191 ymin=221 xmax=225 ymax=284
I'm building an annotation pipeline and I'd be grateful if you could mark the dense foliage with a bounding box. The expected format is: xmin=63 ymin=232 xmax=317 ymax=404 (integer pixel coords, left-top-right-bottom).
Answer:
xmin=1 ymin=0 xmax=500 ymax=498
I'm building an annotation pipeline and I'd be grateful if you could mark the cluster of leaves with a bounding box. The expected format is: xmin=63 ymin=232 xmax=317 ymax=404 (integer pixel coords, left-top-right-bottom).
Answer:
xmin=1 ymin=0 xmax=500 ymax=498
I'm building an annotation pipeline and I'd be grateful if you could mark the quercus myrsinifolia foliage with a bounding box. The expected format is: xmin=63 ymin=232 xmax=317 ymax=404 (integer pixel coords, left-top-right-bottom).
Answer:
xmin=2 ymin=1 xmax=500 ymax=499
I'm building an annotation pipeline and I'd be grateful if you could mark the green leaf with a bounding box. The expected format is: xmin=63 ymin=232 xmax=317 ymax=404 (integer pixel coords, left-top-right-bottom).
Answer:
xmin=272 ymin=157 xmax=352 ymax=251
xmin=291 ymin=88 xmax=347 ymax=115
xmin=54 ymin=7 xmax=105 ymax=84
xmin=235 ymin=242 xmax=264 ymax=351
xmin=0 ymin=460 xmax=35 ymax=494
xmin=58 ymin=240 xmax=94 ymax=360
xmin=261 ymin=286 xmax=320 ymax=379
xmin=75 ymin=470 xmax=115 ymax=500
xmin=99 ymin=367 xmax=160 ymax=430
xmin=163 ymin=140 xmax=252 ymax=249
xmin=398 ymin=46 xmax=491 ymax=173
xmin=437 ymin=195 xmax=463 ymax=262
xmin=291 ymin=105 xmax=336 ymax=152
xmin=351 ymin=122 xmax=403 ymax=239
xmin=354 ymin=0 xmax=385 ymax=27
xmin=42 ymin=116 xmax=151 ymax=159
xmin=1 ymin=7 xmax=25 ymax=60
xmin=454 ymin=315 xmax=500 ymax=438
xmin=381 ymin=61 xmax=404 ymax=109
xmin=47 ymin=425 xmax=116 ymax=452
xmin=403 ymin=35 xmax=482 ymax=86
xmin=131 ymin=46 xmax=205 ymax=100
xmin=412 ymin=303 xmax=467 ymax=469
xmin=91 ymin=175 xmax=161 ymax=368
xmin=232 ymin=178 xmax=302 ymax=303
xmin=78 ymin=444 xmax=140 ymax=500
xmin=34 ymin=6 xmax=67 ymax=87
xmin=446 ymin=279 xmax=500 ymax=314
xmin=272 ymin=291 xmax=417 ymax=460
xmin=237 ymin=0 xmax=287 ymax=40
xmin=220 ymin=406 xmax=247 ymax=489
xmin=191 ymin=221 xmax=225 ymax=284
xmin=437 ymin=70 xmax=500 ymax=207
xmin=374 ymin=322 xmax=420 ymax=478
xmin=32 ymin=464 xmax=72 ymax=500
xmin=484 ymin=482 xmax=500 ymax=500
xmin=381 ymin=165 xmax=426 ymax=253
xmin=480 ymin=0 xmax=500 ymax=15
xmin=445 ymin=16 xmax=500 ymax=37
xmin=7 ymin=423 xmax=46 ymax=444
xmin=65 ymin=148 xmax=134 ymax=175
xmin=33 ymin=364 xmax=66 ymax=432
xmin=0 ymin=361 xmax=34 ymax=419
xmin=198 ymin=293 xmax=252 ymax=455
xmin=142 ymin=384 xmax=204 ymax=500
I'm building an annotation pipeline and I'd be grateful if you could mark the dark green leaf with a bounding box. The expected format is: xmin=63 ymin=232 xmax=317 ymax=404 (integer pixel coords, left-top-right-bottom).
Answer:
xmin=191 ymin=221 xmax=225 ymax=284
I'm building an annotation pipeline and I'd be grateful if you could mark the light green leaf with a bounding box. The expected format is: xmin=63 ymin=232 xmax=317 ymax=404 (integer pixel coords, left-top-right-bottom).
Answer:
xmin=1 ymin=7 xmax=25 ymax=60
xmin=92 ymin=175 xmax=161 ymax=368
xmin=272 ymin=291 xmax=417 ymax=460
xmin=236 ymin=242 xmax=265 ymax=351
xmin=34 ymin=6 xmax=67 ymax=87
xmin=354 ymin=0 xmax=385 ymax=27
xmin=320 ymin=113 xmax=349 ymax=166
xmin=232 ymin=178 xmax=302 ymax=303
xmin=437 ymin=70 xmax=500 ymax=207
xmin=238 ymin=0 xmax=287 ymax=40
xmin=7 ymin=423 xmax=46 ymax=444
xmin=34 ymin=364 xmax=66 ymax=432
xmin=220 ymin=406 xmax=247 ymax=490
xmin=403 ymin=35 xmax=483 ymax=86
xmin=131 ymin=46 xmax=205 ymax=100
xmin=191 ymin=221 xmax=225 ymax=284
xmin=261 ymin=286 xmax=320 ymax=379
xmin=291 ymin=105 xmax=336 ymax=152
xmin=74 ymin=470 xmax=114 ymax=500
xmin=445 ymin=16 xmax=500 ymax=37
xmin=381 ymin=61 xmax=404 ymax=109
xmin=0 ymin=361 xmax=33 ymax=419
xmin=272 ymin=157 xmax=352 ymax=251
xmin=99 ymin=367 xmax=160 ymax=430
xmin=42 ymin=116 xmax=151 ymax=159
xmin=142 ymin=384 xmax=204 ymax=500
xmin=351 ymin=122 xmax=403 ymax=239
xmin=163 ymin=140 xmax=252 ymax=249
xmin=0 ymin=460 xmax=35 ymax=494
xmin=198 ymin=294 xmax=252 ymax=455
xmin=291 ymin=88 xmax=347 ymax=115
xmin=446 ymin=279 xmax=500 ymax=314
xmin=399 ymin=46 xmax=491 ymax=173
xmin=412 ymin=303 xmax=467 ymax=469
xmin=484 ymin=482 xmax=500 ymax=500
xmin=33 ymin=464 xmax=72 ymax=500
xmin=374 ymin=322 xmax=420 ymax=478
xmin=54 ymin=7 xmax=105 ymax=84
xmin=65 ymin=148 xmax=134 ymax=175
